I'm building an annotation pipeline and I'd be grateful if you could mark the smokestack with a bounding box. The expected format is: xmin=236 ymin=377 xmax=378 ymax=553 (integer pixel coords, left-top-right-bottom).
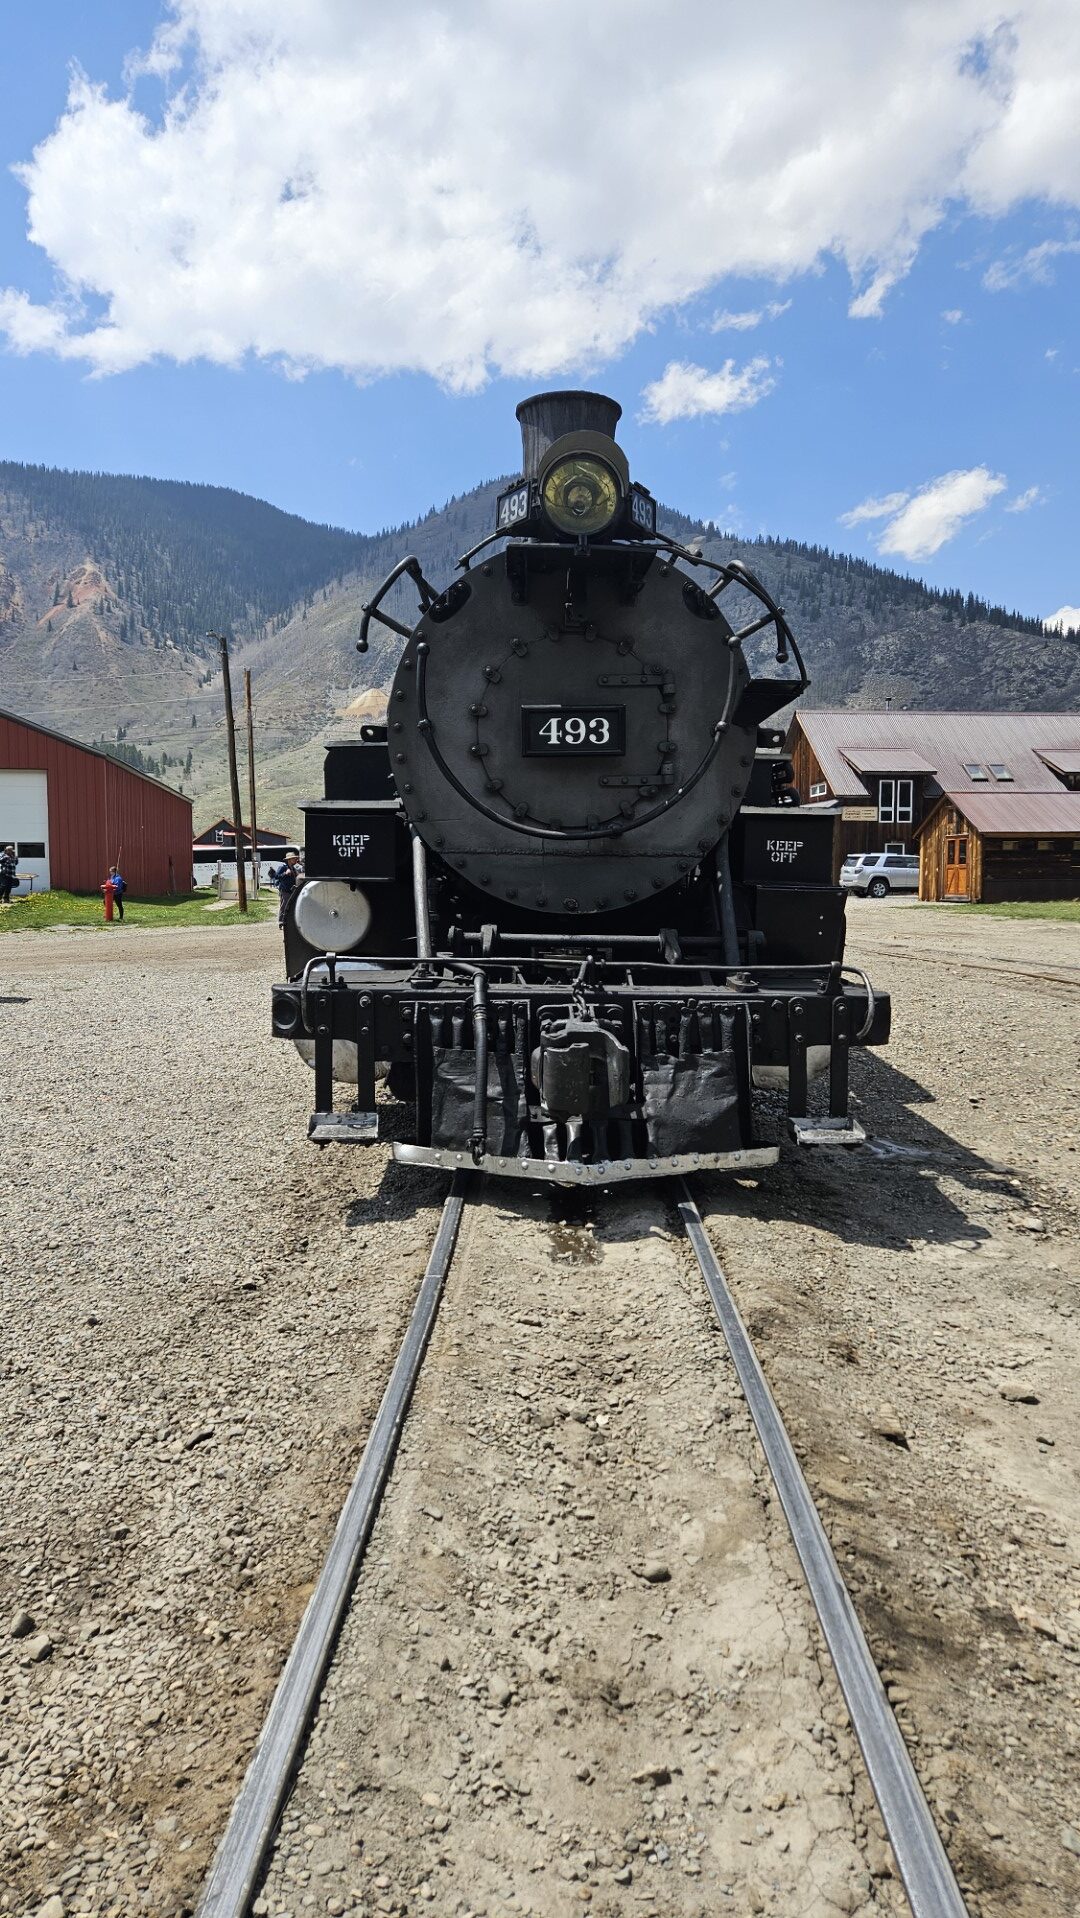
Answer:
xmin=515 ymin=390 xmax=622 ymax=479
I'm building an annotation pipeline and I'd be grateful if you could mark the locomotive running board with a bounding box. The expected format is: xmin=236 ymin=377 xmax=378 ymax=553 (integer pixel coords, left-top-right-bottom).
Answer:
xmin=393 ymin=1144 xmax=779 ymax=1184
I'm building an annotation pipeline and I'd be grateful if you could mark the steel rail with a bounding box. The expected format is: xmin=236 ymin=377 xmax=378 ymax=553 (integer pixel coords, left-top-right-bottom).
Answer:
xmin=677 ymin=1183 xmax=970 ymax=1918
xmin=196 ymin=1172 xmax=472 ymax=1918
xmin=851 ymin=942 xmax=1080 ymax=993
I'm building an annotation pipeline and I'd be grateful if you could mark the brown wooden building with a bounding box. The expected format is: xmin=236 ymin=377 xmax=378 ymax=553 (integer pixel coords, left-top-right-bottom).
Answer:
xmin=786 ymin=711 xmax=1080 ymax=901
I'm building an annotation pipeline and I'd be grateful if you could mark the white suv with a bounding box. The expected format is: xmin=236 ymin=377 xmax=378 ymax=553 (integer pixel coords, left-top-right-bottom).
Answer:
xmin=841 ymin=852 xmax=920 ymax=899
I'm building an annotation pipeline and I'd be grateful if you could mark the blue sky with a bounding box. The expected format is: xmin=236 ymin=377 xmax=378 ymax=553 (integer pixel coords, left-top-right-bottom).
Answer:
xmin=1 ymin=1 xmax=1078 ymax=627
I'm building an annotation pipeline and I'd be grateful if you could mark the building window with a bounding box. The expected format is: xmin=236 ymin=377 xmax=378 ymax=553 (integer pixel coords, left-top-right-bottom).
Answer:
xmin=17 ymin=842 xmax=45 ymax=858
xmin=987 ymin=763 xmax=1013 ymax=781
xmin=884 ymin=840 xmax=906 ymax=853
xmin=1037 ymin=839 xmax=1052 ymax=851
xmin=962 ymin=762 xmax=989 ymax=780
xmin=1001 ymin=839 xmax=1018 ymax=851
xmin=878 ymin=777 xmax=913 ymax=824
xmin=809 ymin=781 xmax=827 ymax=799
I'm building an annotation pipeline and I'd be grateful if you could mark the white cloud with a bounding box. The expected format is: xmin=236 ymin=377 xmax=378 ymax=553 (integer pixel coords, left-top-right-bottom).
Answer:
xmin=639 ymin=358 xmax=776 ymax=425
xmin=838 ymin=491 xmax=911 ymax=528
xmin=841 ymin=470 xmax=1010 ymax=555
xmin=875 ymin=468 xmax=1007 ymax=559
xmin=1005 ymin=484 xmax=1044 ymax=512
xmin=941 ymin=307 xmax=965 ymax=323
xmin=2 ymin=2 xmax=1080 ymax=385
xmin=983 ymin=237 xmax=1080 ymax=290
xmin=1044 ymin=604 xmax=1080 ymax=633
xmin=711 ymin=300 xmax=791 ymax=332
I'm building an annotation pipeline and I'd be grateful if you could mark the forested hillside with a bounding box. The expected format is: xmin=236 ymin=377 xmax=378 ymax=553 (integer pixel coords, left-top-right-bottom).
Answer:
xmin=0 ymin=462 xmax=367 ymax=655
xmin=0 ymin=454 xmax=1076 ymax=832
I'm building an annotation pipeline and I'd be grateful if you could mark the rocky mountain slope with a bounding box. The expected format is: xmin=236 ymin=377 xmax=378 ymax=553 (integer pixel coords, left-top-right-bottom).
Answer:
xmin=1 ymin=458 xmax=1076 ymax=833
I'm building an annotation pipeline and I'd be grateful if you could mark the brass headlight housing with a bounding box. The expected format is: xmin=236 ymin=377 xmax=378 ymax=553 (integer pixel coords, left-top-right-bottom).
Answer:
xmin=541 ymin=454 xmax=621 ymax=537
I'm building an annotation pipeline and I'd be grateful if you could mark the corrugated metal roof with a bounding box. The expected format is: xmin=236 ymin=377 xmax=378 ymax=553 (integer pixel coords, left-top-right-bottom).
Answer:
xmin=932 ymin=789 xmax=1080 ymax=834
xmin=842 ymin=748 xmax=938 ymax=776
xmin=793 ymin=711 xmax=1080 ymax=799
xmin=1035 ymin=746 xmax=1080 ymax=775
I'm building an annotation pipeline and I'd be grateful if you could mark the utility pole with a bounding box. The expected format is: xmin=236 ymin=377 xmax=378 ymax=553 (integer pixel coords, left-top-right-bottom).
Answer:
xmin=244 ymin=668 xmax=260 ymax=896
xmin=207 ymin=632 xmax=248 ymax=913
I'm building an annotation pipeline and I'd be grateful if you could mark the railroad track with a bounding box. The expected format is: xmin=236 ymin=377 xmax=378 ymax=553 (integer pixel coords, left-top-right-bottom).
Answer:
xmin=197 ymin=1174 xmax=969 ymax=1918
xmin=854 ymin=940 xmax=1080 ymax=996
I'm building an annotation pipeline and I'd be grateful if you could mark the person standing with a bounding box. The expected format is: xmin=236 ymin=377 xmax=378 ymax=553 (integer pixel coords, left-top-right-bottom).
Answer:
xmin=272 ymin=849 xmax=303 ymax=927
xmin=0 ymin=844 xmax=16 ymax=907
xmin=108 ymin=864 xmax=127 ymax=921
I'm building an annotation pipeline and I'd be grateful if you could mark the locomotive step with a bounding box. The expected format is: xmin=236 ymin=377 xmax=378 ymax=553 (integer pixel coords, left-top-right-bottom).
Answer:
xmin=788 ymin=1115 xmax=867 ymax=1148
xmin=308 ymin=1110 xmax=379 ymax=1144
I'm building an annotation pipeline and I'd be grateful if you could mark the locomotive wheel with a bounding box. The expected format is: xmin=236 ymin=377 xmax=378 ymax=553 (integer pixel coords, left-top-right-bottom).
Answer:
xmin=867 ymin=877 xmax=889 ymax=899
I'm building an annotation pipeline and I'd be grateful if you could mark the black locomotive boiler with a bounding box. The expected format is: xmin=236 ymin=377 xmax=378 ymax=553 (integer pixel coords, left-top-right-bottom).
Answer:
xmin=272 ymin=390 xmax=890 ymax=1182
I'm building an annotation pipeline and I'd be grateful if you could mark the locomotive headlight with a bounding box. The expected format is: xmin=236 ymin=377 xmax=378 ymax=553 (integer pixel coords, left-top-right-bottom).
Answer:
xmin=541 ymin=455 xmax=621 ymax=537
xmin=294 ymin=879 xmax=373 ymax=954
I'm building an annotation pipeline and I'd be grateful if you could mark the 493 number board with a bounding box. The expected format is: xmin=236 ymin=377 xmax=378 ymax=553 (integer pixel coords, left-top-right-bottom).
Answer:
xmin=521 ymin=705 xmax=625 ymax=756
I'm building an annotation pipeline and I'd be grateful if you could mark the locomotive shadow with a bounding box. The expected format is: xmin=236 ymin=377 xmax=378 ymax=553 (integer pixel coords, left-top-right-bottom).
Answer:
xmin=342 ymin=1097 xmax=452 ymax=1229
xmin=699 ymin=1048 xmax=1025 ymax=1255
xmin=342 ymin=1052 xmax=1024 ymax=1254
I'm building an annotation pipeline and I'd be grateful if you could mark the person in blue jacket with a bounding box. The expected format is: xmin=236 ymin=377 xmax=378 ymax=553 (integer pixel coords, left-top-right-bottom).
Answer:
xmin=108 ymin=865 xmax=126 ymax=920
xmin=271 ymin=850 xmax=303 ymax=926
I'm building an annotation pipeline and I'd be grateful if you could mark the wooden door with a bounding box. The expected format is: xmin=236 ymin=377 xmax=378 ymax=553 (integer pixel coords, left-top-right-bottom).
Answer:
xmin=944 ymin=835 xmax=969 ymax=897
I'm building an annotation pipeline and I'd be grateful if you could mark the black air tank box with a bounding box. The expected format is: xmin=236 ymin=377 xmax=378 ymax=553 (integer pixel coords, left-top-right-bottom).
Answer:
xmin=752 ymin=884 xmax=845 ymax=965
xmin=733 ymin=805 xmax=838 ymax=886
xmin=302 ymin=799 xmax=402 ymax=880
xmin=324 ymin=732 xmax=393 ymax=801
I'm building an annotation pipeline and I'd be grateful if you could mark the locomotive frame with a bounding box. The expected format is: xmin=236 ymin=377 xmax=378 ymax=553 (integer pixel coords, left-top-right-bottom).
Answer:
xmin=272 ymin=391 xmax=890 ymax=1183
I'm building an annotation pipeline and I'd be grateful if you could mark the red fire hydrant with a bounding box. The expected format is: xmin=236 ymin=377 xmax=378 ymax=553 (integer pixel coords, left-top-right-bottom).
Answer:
xmin=102 ymin=879 xmax=115 ymax=922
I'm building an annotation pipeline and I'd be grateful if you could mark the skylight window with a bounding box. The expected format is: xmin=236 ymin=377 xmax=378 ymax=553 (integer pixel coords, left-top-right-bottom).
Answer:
xmin=962 ymin=762 xmax=989 ymax=780
xmin=988 ymin=763 xmax=1013 ymax=781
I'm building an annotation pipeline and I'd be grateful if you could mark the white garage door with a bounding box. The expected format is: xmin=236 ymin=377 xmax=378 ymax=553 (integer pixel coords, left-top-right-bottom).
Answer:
xmin=0 ymin=770 xmax=50 ymax=893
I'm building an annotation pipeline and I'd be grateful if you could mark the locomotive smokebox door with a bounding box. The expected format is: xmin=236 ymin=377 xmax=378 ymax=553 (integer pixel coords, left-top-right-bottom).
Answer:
xmin=389 ymin=567 xmax=754 ymax=915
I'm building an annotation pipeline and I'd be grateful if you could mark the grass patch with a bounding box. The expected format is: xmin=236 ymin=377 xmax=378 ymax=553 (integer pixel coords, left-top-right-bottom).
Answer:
xmin=916 ymin=898 xmax=1080 ymax=923
xmin=0 ymin=888 xmax=273 ymax=933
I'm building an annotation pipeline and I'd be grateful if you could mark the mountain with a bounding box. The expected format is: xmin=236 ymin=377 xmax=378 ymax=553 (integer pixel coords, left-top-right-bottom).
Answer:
xmin=1 ymin=457 xmax=1077 ymax=834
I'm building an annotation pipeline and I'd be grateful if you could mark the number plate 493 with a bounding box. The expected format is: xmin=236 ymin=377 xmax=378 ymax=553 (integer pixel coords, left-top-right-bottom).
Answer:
xmin=521 ymin=706 xmax=626 ymax=755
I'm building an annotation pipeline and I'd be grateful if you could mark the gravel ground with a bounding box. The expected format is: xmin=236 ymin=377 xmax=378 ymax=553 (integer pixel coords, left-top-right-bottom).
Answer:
xmin=2 ymin=903 xmax=1078 ymax=1918
xmin=0 ymin=924 xmax=450 ymax=1917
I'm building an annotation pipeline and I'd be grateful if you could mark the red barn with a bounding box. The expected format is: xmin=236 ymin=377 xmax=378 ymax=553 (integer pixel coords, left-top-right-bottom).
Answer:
xmin=0 ymin=707 xmax=193 ymax=896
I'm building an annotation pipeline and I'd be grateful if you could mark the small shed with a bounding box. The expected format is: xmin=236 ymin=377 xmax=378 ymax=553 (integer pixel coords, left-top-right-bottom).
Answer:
xmin=787 ymin=710 xmax=1080 ymax=898
xmin=0 ymin=706 xmax=192 ymax=895
xmin=917 ymin=790 xmax=1080 ymax=902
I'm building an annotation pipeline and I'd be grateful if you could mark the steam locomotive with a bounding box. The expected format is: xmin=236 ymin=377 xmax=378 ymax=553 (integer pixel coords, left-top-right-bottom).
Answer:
xmin=271 ymin=391 xmax=890 ymax=1183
